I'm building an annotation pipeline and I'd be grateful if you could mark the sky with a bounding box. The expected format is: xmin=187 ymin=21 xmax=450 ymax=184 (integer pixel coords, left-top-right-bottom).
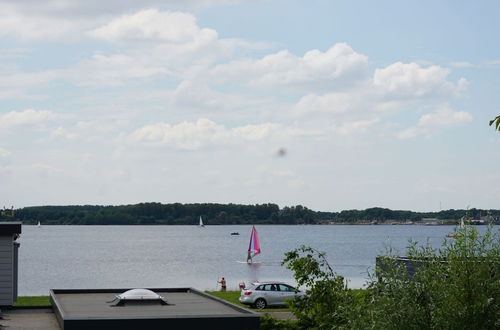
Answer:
xmin=1 ymin=0 xmax=499 ymax=212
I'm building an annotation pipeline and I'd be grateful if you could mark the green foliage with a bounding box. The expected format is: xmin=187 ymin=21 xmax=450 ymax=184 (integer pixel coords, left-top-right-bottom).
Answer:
xmin=283 ymin=224 xmax=499 ymax=329
xmin=489 ymin=115 xmax=500 ymax=131
xmin=14 ymin=296 xmax=51 ymax=306
xmin=12 ymin=203 xmax=318 ymax=225
xmin=205 ymin=290 xmax=246 ymax=307
xmin=260 ymin=314 xmax=298 ymax=330
xmin=7 ymin=202 xmax=500 ymax=225
xmin=282 ymin=246 xmax=361 ymax=329
xmin=368 ymin=223 xmax=499 ymax=329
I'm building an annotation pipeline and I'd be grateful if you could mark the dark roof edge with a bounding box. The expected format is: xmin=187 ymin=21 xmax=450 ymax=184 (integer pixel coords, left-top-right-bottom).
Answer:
xmin=0 ymin=222 xmax=22 ymax=235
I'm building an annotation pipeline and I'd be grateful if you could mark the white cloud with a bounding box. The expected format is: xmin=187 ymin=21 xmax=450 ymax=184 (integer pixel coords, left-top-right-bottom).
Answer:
xmin=88 ymin=10 xmax=218 ymax=45
xmin=418 ymin=107 xmax=472 ymax=127
xmin=0 ymin=8 xmax=264 ymax=89
xmin=0 ymin=70 xmax=61 ymax=89
xmin=0 ymin=148 xmax=11 ymax=158
xmin=295 ymin=91 xmax=388 ymax=116
xmin=63 ymin=10 xmax=260 ymax=87
xmin=295 ymin=87 xmax=407 ymax=117
xmin=211 ymin=43 xmax=368 ymax=88
xmin=231 ymin=123 xmax=280 ymax=141
xmin=70 ymin=53 xmax=169 ymax=87
xmin=397 ymin=105 xmax=473 ymax=139
xmin=167 ymin=80 xmax=269 ymax=112
xmin=0 ymin=90 xmax=34 ymax=101
xmin=294 ymin=61 xmax=469 ymax=138
xmin=244 ymin=167 xmax=306 ymax=189
xmin=485 ymin=59 xmax=500 ymax=66
xmin=0 ymin=3 xmax=89 ymax=40
xmin=271 ymin=170 xmax=306 ymax=188
xmin=337 ymin=118 xmax=380 ymax=136
xmin=0 ymin=1 xmax=240 ymax=40
xmin=372 ymin=62 xmax=467 ymax=99
xmin=450 ymin=61 xmax=474 ymax=68
xmin=0 ymin=1 xmax=241 ymax=17
xmin=0 ymin=48 xmax=32 ymax=60
xmin=129 ymin=118 xmax=308 ymax=150
xmin=51 ymin=127 xmax=79 ymax=140
xmin=0 ymin=109 xmax=57 ymax=129
xmin=49 ymin=120 xmax=125 ymax=142
xmin=0 ymin=52 xmax=169 ymax=89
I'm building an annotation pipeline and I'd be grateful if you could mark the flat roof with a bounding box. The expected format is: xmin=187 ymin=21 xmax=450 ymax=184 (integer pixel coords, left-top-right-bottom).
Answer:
xmin=0 ymin=222 xmax=22 ymax=235
xmin=51 ymin=288 xmax=260 ymax=330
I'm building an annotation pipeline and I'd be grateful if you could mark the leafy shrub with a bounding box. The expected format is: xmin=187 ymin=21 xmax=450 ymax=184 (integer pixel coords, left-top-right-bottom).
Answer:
xmin=369 ymin=224 xmax=499 ymax=329
xmin=282 ymin=246 xmax=363 ymax=329
xmin=259 ymin=314 xmax=298 ymax=330
xmin=282 ymin=223 xmax=499 ymax=329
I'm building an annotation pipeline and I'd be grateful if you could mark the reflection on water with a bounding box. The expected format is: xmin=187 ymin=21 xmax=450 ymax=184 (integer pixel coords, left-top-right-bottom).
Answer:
xmin=245 ymin=262 xmax=262 ymax=284
xmin=17 ymin=224 xmax=494 ymax=295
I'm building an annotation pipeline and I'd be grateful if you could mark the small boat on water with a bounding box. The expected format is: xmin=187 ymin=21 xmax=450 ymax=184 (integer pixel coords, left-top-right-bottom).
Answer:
xmin=446 ymin=218 xmax=465 ymax=239
xmin=246 ymin=226 xmax=261 ymax=264
xmin=199 ymin=216 xmax=205 ymax=227
xmin=231 ymin=232 xmax=240 ymax=235
xmin=37 ymin=221 xmax=41 ymax=228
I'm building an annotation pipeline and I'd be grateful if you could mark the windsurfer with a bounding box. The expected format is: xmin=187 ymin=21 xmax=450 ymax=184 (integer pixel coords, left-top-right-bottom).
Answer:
xmin=246 ymin=226 xmax=261 ymax=264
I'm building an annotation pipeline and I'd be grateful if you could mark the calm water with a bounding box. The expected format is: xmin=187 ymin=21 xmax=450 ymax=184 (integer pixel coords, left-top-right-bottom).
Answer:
xmin=17 ymin=224 xmax=493 ymax=295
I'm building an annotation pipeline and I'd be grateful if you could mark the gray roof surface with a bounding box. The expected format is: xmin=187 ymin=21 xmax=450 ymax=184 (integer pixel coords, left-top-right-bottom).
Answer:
xmin=54 ymin=290 xmax=253 ymax=319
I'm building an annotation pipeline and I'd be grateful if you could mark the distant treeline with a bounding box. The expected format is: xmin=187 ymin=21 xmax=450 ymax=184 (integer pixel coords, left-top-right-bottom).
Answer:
xmin=2 ymin=203 xmax=499 ymax=225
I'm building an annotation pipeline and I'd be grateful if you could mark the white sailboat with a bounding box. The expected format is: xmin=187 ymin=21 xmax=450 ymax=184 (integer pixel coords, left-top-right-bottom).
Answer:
xmin=446 ymin=217 xmax=465 ymax=238
xmin=37 ymin=221 xmax=41 ymax=227
xmin=199 ymin=216 xmax=205 ymax=227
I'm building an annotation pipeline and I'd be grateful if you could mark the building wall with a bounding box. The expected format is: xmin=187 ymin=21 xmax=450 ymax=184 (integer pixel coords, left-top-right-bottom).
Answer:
xmin=0 ymin=235 xmax=14 ymax=305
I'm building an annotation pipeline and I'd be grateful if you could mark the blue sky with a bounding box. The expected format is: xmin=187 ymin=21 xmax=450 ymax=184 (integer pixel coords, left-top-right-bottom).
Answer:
xmin=1 ymin=0 xmax=499 ymax=211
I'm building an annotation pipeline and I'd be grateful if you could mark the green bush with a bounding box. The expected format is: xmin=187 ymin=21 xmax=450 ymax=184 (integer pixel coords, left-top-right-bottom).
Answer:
xmin=282 ymin=246 xmax=364 ymax=329
xmin=259 ymin=314 xmax=298 ymax=330
xmin=369 ymin=223 xmax=499 ymax=329
xmin=282 ymin=223 xmax=499 ymax=329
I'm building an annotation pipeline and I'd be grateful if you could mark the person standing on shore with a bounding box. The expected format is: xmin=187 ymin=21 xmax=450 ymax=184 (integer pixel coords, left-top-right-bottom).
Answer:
xmin=218 ymin=277 xmax=227 ymax=292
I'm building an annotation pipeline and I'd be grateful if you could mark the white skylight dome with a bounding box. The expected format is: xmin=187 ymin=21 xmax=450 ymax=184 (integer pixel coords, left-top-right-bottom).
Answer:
xmin=113 ymin=288 xmax=168 ymax=306
xmin=117 ymin=289 xmax=163 ymax=300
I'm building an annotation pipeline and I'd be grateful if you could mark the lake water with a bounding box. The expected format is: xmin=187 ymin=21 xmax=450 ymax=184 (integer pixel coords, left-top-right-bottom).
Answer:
xmin=17 ymin=224 xmax=492 ymax=295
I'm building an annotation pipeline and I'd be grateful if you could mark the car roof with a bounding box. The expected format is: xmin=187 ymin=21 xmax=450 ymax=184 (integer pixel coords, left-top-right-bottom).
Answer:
xmin=251 ymin=281 xmax=291 ymax=286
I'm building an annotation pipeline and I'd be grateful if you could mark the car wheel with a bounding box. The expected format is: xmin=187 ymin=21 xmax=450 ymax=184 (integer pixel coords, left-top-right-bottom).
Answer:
xmin=254 ymin=298 xmax=266 ymax=309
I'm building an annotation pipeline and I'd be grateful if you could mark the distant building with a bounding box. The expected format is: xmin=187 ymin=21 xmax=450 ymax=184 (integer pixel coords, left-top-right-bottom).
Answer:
xmin=421 ymin=218 xmax=440 ymax=225
xmin=1 ymin=206 xmax=15 ymax=218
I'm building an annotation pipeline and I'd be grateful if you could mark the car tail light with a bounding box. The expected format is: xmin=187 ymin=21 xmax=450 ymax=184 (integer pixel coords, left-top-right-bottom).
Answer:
xmin=244 ymin=291 xmax=253 ymax=295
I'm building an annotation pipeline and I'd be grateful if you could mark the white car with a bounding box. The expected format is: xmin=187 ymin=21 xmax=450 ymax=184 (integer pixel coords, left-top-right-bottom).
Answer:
xmin=239 ymin=281 xmax=305 ymax=309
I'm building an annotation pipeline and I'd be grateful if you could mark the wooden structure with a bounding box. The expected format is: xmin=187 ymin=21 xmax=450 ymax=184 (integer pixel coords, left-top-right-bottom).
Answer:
xmin=0 ymin=222 xmax=21 ymax=306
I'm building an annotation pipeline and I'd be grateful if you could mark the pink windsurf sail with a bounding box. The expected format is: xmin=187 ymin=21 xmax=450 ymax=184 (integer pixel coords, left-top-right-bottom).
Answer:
xmin=247 ymin=226 xmax=261 ymax=263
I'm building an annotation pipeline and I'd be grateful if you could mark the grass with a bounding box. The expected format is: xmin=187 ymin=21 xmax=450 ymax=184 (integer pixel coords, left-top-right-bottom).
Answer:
xmin=14 ymin=289 xmax=365 ymax=309
xmin=14 ymin=296 xmax=51 ymax=307
xmin=205 ymin=291 xmax=291 ymax=312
